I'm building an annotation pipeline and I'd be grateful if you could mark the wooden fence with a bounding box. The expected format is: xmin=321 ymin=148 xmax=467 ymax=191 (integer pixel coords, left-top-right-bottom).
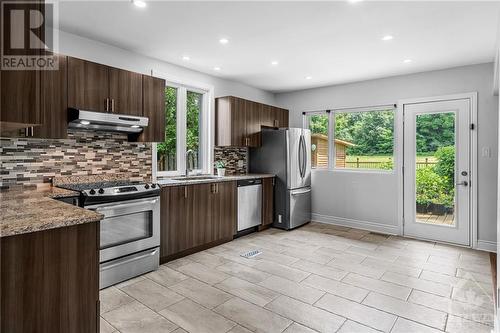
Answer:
xmin=345 ymin=157 xmax=436 ymax=170
xmin=158 ymin=151 xmax=199 ymax=171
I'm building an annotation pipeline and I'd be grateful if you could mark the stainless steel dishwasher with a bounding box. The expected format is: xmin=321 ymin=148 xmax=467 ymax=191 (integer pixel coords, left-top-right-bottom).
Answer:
xmin=237 ymin=179 xmax=262 ymax=231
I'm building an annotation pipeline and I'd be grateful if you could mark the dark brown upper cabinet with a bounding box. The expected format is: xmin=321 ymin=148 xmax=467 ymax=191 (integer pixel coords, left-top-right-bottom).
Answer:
xmin=68 ymin=57 xmax=143 ymax=117
xmin=109 ymin=67 xmax=143 ymax=115
xmin=68 ymin=57 xmax=109 ymax=113
xmin=138 ymin=75 xmax=166 ymax=143
xmin=216 ymin=96 xmax=289 ymax=147
xmin=0 ymin=68 xmax=41 ymax=127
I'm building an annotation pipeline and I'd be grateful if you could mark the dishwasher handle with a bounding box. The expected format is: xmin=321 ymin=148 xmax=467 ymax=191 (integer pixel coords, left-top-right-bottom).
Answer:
xmin=237 ymin=179 xmax=262 ymax=187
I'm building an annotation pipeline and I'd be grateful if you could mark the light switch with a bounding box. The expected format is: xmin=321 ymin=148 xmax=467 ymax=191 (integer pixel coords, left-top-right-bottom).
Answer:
xmin=482 ymin=147 xmax=491 ymax=158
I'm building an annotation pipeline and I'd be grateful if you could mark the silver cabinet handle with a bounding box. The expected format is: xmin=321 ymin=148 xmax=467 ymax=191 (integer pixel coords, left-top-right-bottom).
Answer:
xmin=291 ymin=188 xmax=311 ymax=196
xmin=105 ymin=98 xmax=109 ymax=112
xmin=111 ymin=98 xmax=115 ymax=112
xmin=456 ymin=181 xmax=469 ymax=186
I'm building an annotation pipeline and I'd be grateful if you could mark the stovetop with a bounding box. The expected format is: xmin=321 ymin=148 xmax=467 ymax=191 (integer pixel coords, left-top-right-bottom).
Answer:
xmin=57 ymin=180 xmax=160 ymax=206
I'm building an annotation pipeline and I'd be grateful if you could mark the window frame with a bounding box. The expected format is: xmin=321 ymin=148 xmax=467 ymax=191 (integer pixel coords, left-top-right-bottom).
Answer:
xmin=152 ymin=74 xmax=214 ymax=179
xmin=303 ymin=105 xmax=397 ymax=174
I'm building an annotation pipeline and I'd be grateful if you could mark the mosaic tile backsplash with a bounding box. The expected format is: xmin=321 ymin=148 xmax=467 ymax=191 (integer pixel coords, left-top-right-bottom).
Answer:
xmin=214 ymin=146 xmax=247 ymax=174
xmin=0 ymin=130 xmax=153 ymax=187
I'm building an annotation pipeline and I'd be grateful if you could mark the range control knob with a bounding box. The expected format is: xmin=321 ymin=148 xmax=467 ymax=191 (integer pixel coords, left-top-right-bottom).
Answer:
xmin=89 ymin=189 xmax=96 ymax=195
xmin=151 ymin=184 xmax=157 ymax=188
xmin=98 ymin=188 xmax=105 ymax=194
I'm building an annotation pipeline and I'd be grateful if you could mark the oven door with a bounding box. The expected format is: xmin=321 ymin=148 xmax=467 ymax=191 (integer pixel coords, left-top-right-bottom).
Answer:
xmin=86 ymin=196 xmax=160 ymax=263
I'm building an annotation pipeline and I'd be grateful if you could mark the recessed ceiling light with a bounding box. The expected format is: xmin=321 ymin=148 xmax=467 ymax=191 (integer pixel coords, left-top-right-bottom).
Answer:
xmin=382 ymin=35 xmax=394 ymax=41
xmin=80 ymin=120 xmax=90 ymax=125
xmin=213 ymin=66 xmax=221 ymax=71
xmin=271 ymin=61 xmax=279 ymax=66
xmin=403 ymin=59 xmax=413 ymax=63
xmin=348 ymin=0 xmax=363 ymax=3
xmin=305 ymin=76 xmax=312 ymax=80
xmin=182 ymin=56 xmax=190 ymax=61
xmin=132 ymin=0 xmax=146 ymax=8
xmin=219 ymin=38 xmax=229 ymax=45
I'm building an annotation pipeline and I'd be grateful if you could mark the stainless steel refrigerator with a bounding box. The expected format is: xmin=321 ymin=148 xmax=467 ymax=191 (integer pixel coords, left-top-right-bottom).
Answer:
xmin=249 ymin=128 xmax=311 ymax=230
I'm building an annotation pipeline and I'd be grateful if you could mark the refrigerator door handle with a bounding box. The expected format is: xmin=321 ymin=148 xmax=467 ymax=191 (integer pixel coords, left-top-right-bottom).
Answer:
xmin=301 ymin=134 xmax=307 ymax=178
xmin=298 ymin=134 xmax=305 ymax=178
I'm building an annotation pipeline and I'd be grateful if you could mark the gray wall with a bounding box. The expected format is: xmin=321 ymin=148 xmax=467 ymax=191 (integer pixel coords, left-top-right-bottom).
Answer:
xmin=276 ymin=63 xmax=498 ymax=246
xmin=58 ymin=30 xmax=276 ymax=104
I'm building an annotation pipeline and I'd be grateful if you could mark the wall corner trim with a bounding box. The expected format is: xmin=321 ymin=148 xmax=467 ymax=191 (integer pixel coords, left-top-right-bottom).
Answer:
xmin=311 ymin=213 xmax=400 ymax=235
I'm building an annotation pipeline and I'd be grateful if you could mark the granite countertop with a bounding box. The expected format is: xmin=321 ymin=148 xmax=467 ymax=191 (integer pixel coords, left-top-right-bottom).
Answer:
xmin=0 ymin=186 xmax=103 ymax=238
xmin=157 ymin=173 xmax=275 ymax=187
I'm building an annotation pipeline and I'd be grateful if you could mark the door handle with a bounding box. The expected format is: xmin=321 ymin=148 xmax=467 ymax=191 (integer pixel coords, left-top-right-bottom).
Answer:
xmin=456 ymin=181 xmax=469 ymax=186
xmin=291 ymin=188 xmax=311 ymax=196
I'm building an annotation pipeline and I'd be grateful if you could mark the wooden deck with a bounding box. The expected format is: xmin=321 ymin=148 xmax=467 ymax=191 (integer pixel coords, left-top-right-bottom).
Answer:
xmin=416 ymin=212 xmax=455 ymax=226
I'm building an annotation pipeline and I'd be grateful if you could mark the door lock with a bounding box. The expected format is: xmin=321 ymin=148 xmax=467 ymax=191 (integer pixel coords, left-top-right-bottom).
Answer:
xmin=456 ymin=181 xmax=469 ymax=187
xmin=461 ymin=171 xmax=468 ymax=176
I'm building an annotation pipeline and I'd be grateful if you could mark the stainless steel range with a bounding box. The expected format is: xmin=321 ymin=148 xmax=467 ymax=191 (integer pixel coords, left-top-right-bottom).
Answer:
xmin=58 ymin=181 xmax=160 ymax=289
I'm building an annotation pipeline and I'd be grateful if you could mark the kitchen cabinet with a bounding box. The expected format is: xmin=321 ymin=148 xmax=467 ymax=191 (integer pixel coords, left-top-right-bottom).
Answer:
xmin=216 ymin=96 xmax=289 ymax=147
xmin=1 ymin=222 xmax=99 ymax=333
xmin=34 ymin=53 xmax=68 ymax=139
xmin=109 ymin=67 xmax=143 ymax=115
xmin=139 ymin=75 xmax=166 ymax=142
xmin=68 ymin=57 xmax=143 ymax=117
xmin=160 ymin=181 xmax=236 ymax=262
xmin=261 ymin=177 xmax=274 ymax=228
xmin=68 ymin=57 xmax=109 ymax=113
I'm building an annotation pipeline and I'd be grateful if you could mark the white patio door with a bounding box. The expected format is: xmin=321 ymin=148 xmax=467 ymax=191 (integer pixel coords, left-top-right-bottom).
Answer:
xmin=403 ymin=99 xmax=471 ymax=246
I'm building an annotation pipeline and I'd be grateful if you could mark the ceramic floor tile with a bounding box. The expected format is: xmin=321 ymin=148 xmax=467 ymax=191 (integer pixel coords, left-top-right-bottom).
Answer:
xmin=381 ymin=271 xmax=452 ymax=297
xmin=342 ymin=273 xmax=411 ymax=300
xmin=164 ymin=257 xmax=195 ymax=270
xmin=103 ymin=301 xmax=178 ymax=333
xmin=408 ymin=289 xmax=493 ymax=326
xmin=360 ymin=257 xmax=422 ymax=278
xmin=336 ymin=320 xmax=381 ymax=333
xmin=187 ymin=252 xmax=230 ymax=268
xmin=100 ymin=287 xmax=134 ymax=314
xmin=282 ymin=322 xmax=318 ymax=333
xmin=258 ymin=275 xmax=325 ymax=304
xmin=254 ymin=251 xmax=300 ymax=266
xmin=114 ymin=276 xmax=146 ymax=289
xmin=171 ymin=328 xmax=189 ymax=333
xmin=227 ymin=325 xmax=254 ymax=333
xmin=315 ymin=293 xmax=396 ymax=332
xmin=146 ymin=266 xmax=189 ymax=287
xmin=160 ymin=298 xmax=236 ymax=333
xmin=315 ymin=248 xmax=366 ymax=264
xmin=214 ymin=297 xmax=292 ymax=333
xmin=265 ymin=295 xmax=345 ymax=333
xmin=100 ymin=317 xmax=117 ymax=333
xmin=281 ymin=248 xmax=334 ymax=265
xmin=456 ymin=268 xmax=493 ymax=285
xmin=291 ymin=259 xmax=347 ymax=281
xmin=327 ymin=259 xmax=385 ymax=279
xmin=169 ymin=277 xmax=233 ymax=309
xmin=214 ymin=276 xmax=280 ymax=307
xmin=301 ymin=274 xmax=369 ymax=303
xmin=176 ymin=262 xmax=230 ymax=285
xmin=362 ymin=292 xmax=447 ymax=330
xmin=446 ymin=314 xmax=493 ymax=333
xmin=216 ymin=261 xmax=272 ymax=283
xmin=253 ymin=260 xmax=311 ymax=282
xmin=390 ymin=318 xmax=443 ymax=333
xmin=345 ymin=246 xmax=399 ymax=262
xmin=121 ymin=279 xmax=185 ymax=312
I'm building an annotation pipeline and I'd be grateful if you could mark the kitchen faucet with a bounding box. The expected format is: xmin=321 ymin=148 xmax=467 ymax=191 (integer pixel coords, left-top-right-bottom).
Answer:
xmin=185 ymin=149 xmax=194 ymax=177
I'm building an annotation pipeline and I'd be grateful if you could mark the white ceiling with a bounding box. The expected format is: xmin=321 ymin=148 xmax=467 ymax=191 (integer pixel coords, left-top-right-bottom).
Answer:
xmin=58 ymin=1 xmax=500 ymax=93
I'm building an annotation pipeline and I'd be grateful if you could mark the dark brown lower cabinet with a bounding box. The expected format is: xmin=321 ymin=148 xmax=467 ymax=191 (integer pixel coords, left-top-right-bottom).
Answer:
xmin=160 ymin=182 xmax=236 ymax=263
xmin=261 ymin=177 xmax=274 ymax=228
xmin=1 ymin=222 xmax=100 ymax=333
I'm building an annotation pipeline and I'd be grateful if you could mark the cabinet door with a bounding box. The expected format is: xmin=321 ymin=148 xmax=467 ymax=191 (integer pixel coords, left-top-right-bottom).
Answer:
xmin=231 ymin=97 xmax=247 ymax=146
xmin=262 ymin=178 xmax=274 ymax=226
xmin=68 ymin=57 xmax=109 ymax=112
xmin=279 ymin=108 xmax=289 ymax=128
xmin=139 ymin=75 xmax=165 ymax=142
xmin=260 ymin=104 xmax=274 ymax=128
xmin=108 ymin=67 xmax=143 ymax=115
xmin=245 ymin=100 xmax=261 ymax=147
xmin=34 ymin=54 xmax=68 ymax=139
xmin=190 ymin=183 xmax=212 ymax=247
xmin=211 ymin=182 xmax=237 ymax=239
xmin=0 ymin=69 xmax=41 ymax=125
xmin=161 ymin=186 xmax=188 ymax=258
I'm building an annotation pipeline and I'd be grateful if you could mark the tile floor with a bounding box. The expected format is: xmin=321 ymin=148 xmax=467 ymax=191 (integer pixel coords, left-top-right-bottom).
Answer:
xmin=100 ymin=222 xmax=494 ymax=333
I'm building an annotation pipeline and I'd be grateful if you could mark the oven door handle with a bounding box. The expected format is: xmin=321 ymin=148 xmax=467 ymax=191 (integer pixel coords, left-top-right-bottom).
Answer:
xmin=87 ymin=198 xmax=159 ymax=212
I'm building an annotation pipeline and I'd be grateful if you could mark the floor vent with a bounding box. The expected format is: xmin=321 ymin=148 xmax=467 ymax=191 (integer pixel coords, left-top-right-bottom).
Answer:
xmin=240 ymin=250 xmax=262 ymax=259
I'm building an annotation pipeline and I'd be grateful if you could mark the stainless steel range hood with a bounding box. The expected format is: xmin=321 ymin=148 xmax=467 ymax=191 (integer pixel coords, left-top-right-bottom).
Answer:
xmin=68 ymin=108 xmax=149 ymax=133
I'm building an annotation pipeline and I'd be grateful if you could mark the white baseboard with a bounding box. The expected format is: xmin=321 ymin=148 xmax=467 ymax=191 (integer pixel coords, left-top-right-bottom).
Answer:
xmin=311 ymin=213 xmax=400 ymax=235
xmin=476 ymin=240 xmax=497 ymax=253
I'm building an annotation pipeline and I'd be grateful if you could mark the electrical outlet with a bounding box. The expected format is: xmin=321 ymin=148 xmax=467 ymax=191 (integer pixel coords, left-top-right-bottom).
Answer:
xmin=482 ymin=147 xmax=491 ymax=158
xmin=237 ymin=160 xmax=244 ymax=168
